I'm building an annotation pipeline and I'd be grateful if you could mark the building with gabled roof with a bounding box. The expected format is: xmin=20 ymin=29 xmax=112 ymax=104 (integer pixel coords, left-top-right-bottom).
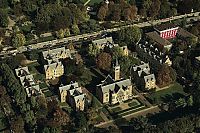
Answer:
xmin=92 ymin=37 xmax=129 ymax=56
xmin=44 ymin=62 xmax=64 ymax=80
xmin=42 ymin=47 xmax=72 ymax=63
xmin=136 ymin=40 xmax=172 ymax=72
xmin=15 ymin=66 xmax=43 ymax=97
xmin=59 ymin=82 xmax=87 ymax=111
xmin=132 ymin=62 xmax=156 ymax=90
xmin=96 ymin=61 xmax=135 ymax=104
xmin=15 ymin=66 xmax=30 ymax=77
xmin=154 ymin=23 xmax=178 ymax=39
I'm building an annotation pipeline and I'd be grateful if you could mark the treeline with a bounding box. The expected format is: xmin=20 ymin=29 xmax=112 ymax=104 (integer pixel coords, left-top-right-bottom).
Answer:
xmin=96 ymin=0 xmax=200 ymax=21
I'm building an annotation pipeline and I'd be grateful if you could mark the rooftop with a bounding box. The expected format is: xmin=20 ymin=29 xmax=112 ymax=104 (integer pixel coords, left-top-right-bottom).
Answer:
xmin=177 ymin=27 xmax=198 ymax=38
xmin=154 ymin=23 xmax=178 ymax=31
xmin=196 ymin=56 xmax=200 ymax=61
xmin=146 ymin=32 xmax=172 ymax=46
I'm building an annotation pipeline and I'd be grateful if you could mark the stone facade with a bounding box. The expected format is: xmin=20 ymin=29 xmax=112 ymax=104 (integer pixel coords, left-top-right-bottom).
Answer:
xmin=42 ymin=47 xmax=71 ymax=80
xmin=132 ymin=63 xmax=156 ymax=90
xmin=44 ymin=62 xmax=64 ymax=80
xmin=59 ymin=82 xmax=87 ymax=111
xmin=92 ymin=37 xmax=129 ymax=56
xmin=96 ymin=62 xmax=135 ymax=104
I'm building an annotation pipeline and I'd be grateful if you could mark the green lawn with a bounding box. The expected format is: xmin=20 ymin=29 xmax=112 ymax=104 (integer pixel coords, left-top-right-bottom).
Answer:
xmin=95 ymin=115 xmax=104 ymax=123
xmin=128 ymin=99 xmax=141 ymax=107
xmin=148 ymin=83 xmax=187 ymax=104
xmin=88 ymin=0 xmax=103 ymax=5
xmin=110 ymin=107 xmax=122 ymax=114
xmin=39 ymin=82 xmax=48 ymax=88
xmin=44 ymin=91 xmax=53 ymax=97
xmin=118 ymin=106 xmax=147 ymax=117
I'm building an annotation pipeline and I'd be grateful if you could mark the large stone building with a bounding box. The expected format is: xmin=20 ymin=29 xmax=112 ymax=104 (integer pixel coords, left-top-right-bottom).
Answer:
xmin=92 ymin=37 xmax=129 ymax=56
xmin=136 ymin=40 xmax=172 ymax=71
xmin=44 ymin=62 xmax=64 ymax=80
xmin=132 ymin=63 xmax=156 ymax=90
xmin=42 ymin=47 xmax=72 ymax=80
xmin=59 ymin=82 xmax=87 ymax=111
xmin=42 ymin=47 xmax=72 ymax=64
xmin=96 ymin=61 xmax=135 ymax=104
xmin=154 ymin=23 xmax=179 ymax=39
xmin=15 ymin=67 xmax=42 ymax=97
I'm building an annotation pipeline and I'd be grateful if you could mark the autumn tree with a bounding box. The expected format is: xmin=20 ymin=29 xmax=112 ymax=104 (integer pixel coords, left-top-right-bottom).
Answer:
xmin=123 ymin=5 xmax=138 ymax=21
xmin=96 ymin=52 xmax=112 ymax=71
xmin=97 ymin=4 xmax=108 ymax=21
xmin=149 ymin=0 xmax=161 ymax=18
xmin=156 ymin=64 xmax=177 ymax=87
xmin=10 ymin=116 xmax=25 ymax=133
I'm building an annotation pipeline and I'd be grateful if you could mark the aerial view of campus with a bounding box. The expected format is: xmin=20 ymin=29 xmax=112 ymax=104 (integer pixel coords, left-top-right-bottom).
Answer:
xmin=0 ymin=0 xmax=200 ymax=132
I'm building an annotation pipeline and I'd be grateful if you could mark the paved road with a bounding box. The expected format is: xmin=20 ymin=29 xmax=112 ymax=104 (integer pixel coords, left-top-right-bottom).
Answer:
xmin=1 ymin=11 xmax=200 ymax=58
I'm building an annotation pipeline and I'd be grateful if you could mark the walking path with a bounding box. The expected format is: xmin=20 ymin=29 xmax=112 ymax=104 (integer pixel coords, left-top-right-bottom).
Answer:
xmin=95 ymin=105 xmax=160 ymax=128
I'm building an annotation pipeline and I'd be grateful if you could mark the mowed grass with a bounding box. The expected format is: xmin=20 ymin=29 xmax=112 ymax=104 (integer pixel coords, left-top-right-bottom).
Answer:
xmin=88 ymin=0 xmax=103 ymax=5
xmin=148 ymin=83 xmax=187 ymax=104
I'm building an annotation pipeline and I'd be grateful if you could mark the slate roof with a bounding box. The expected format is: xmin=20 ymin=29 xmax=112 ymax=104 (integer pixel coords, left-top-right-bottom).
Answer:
xmin=146 ymin=32 xmax=172 ymax=46
xmin=196 ymin=56 xmax=200 ymax=62
xmin=133 ymin=63 xmax=156 ymax=83
xmin=15 ymin=67 xmax=30 ymax=77
xmin=19 ymin=74 xmax=35 ymax=88
xmin=178 ymin=27 xmax=198 ymax=38
xmin=26 ymin=85 xmax=41 ymax=97
xmin=99 ymin=76 xmax=132 ymax=93
xmin=59 ymin=82 xmax=86 ymax=103
xmin=44 ymin=62 xmax=63 ymax=72
xmin=92 ymin=37 xmax=114 ymax=46
xmin=42 ymin=47 xmax=72 ymax=61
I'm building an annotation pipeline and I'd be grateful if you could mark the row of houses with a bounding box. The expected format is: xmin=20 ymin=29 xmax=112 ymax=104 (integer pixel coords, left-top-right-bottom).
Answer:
xmin=15 ymin=66 xmax=43 ymax=97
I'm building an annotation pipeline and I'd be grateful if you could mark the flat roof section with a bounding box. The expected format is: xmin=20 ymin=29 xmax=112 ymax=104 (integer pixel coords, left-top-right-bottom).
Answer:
xmin=146 ymin=32 xmax=172 ymax=46
xmin=177 ymin=28 xmax=198 ymax=39
xmin=154 ymin=23 xmax=178 ymax=31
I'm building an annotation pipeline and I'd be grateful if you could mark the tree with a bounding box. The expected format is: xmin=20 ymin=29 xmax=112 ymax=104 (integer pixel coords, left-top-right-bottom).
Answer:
xmin=0 ymin=0 xmax=9 ymax=8
xmin=71 ymin=24 xmax=80 ymax=35
xmin=0 ymin=9 xmax=8 ymax=27
xmin=55 ymin=29 xmax=65 ymax=39
xmin=117 ymin=26 xmax=141 ymax=46
xmin=187 ymin=95 xmax=193 ymax=106
xmin=12 ymin=33 xmax=26 ymax=48
xmin=111 ymin=46 xmax=123 ymax=60
xmin=73 ymin=111 xmax=87 ymax=131
xmin=86 ymin=107 xmax=98 ymax=125
xmin=88 ymin=43 xmax=100 ymax=57
xmin=156 ymin=65 xmax=176 ymax=87
xmin=10 ymin=116 xmax=25 ymax=133
xmin=65 ymin=28 xmax=70 ymax=37
xmin=96 ymin=52 xmax=112 ymax=71
xmin=97 ymin=4 xmax=108 ymax=21
xmin=74 ymin=53 xmax=83 ymax=65
xmin=149 ymin=0 xmax=161 ymax=18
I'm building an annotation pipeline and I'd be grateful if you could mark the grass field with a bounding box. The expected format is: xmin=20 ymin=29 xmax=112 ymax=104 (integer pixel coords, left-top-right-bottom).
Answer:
xmin=148 ymin=83 xmax=187 ymax=104
xmin=87 ymin=0 xmax=103 ymax=5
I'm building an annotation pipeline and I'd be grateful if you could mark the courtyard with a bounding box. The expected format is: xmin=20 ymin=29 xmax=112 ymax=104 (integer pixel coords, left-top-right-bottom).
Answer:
xmin=106 ymin=98 xmax=146 ymax=118
xmin=147 ymin=82 xmax=188 ymax=104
